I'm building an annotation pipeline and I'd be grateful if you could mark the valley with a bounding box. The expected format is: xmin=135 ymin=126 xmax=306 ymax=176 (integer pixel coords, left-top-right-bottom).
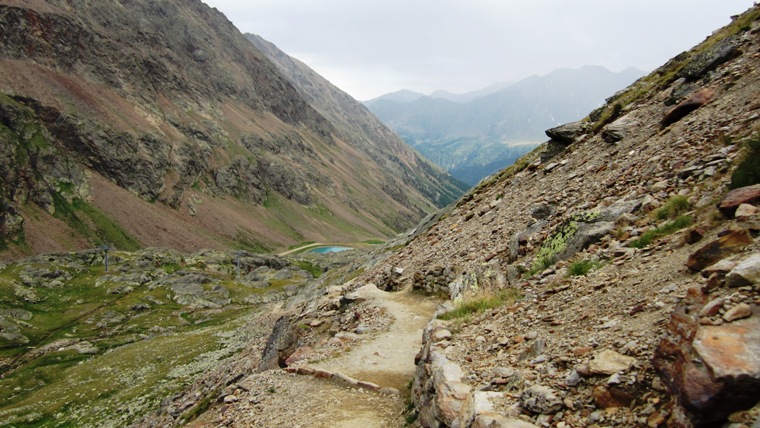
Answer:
xmin=0 ymin=1 xmax=759 ymax=428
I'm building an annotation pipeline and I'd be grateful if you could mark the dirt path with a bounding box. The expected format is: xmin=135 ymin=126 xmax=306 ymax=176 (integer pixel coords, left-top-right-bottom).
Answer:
xmin=189 ymin=285 xmax=439 ymax=427
xmin=314 ymin=284 xmax=439 ymax=390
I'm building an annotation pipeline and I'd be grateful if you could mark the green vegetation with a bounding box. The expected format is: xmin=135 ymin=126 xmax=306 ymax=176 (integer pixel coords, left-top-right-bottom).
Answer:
xmin=567 ymin=259 xmax=603 ymax=277
xmin=629 ymin=215 xmax=693 ymax=249
xmin=294 ymin=260 xmax=324 ymax=278
xmin=0 ymin=248 xmax=315 ymax=426
xmin=655 ymin=195 xmax=691 ymax=220
xmin=529 ymin=211 xmax=600 ymax=275
xmin=730 ymin=136 xmax=760 ymax=189
xmin=438 ymin=288 xmax=522 ymax=321
xmin=362 ymin=239 xmax=385 ymax=245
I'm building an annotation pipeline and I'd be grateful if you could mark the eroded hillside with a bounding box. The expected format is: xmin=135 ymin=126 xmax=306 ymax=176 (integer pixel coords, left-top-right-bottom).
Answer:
xmin=0 ymin=0 xmax=464 ymax=258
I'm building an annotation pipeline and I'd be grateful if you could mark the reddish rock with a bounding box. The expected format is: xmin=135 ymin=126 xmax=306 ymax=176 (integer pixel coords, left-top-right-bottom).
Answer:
xmin=661 ymin=88 xmax=715 ymax=127
xmin=718 ymin=184 xmax=760 ymax=216
xmin=654 ymin=301 xmax=760 ymax=426
xmin=592 ymin=385 xmax=636 ymax=409
xmin=685 ymin=229 xmax=752 ymax=271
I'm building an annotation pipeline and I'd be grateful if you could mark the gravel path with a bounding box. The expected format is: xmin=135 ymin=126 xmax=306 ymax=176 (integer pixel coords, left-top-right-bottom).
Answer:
xmin=189 ymin=285 xmax=439 ymax=427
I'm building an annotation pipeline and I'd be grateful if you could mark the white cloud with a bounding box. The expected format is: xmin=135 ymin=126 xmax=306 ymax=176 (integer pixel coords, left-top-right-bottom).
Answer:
xmin=204 ymin=0 xmax=756 ymax=100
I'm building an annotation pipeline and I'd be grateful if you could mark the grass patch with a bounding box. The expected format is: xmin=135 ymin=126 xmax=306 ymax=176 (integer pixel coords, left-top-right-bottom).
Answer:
xmin=730 ymin=136 xmax=760 ymax=189
xmin=438 ymin=289 xmax=522 ymax=321
xmin=629 ymin=215 xmax=692 ymax=249
xmin=294 ymin=260 xmax=324 ymax=279
xmin=567 ymin=259 xmax=603 ymax=277
xmin=655 ymin=195 xmax=691 ymax=220
xmin=362 ymin=239 xmax=385 ymax=245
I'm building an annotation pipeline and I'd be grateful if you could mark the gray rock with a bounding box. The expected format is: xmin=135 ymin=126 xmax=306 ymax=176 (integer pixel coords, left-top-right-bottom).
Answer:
xmin=680 ymin=35 xmax=740 ymax=80
xmin=520 ymin=385 xmax=563 ymax=414
xmin=545 ymin=121 xmax=585 ymax=145
xmin=258 ymin=315 xmax=299 ymax=372
xmin=602 ymin=114 xmax=640 ymax=143
xmin=726 ymin=253 xmax=760 ymax=287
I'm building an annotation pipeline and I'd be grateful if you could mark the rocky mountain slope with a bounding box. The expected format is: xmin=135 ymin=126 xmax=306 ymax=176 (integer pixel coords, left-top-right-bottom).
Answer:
xmin=365 ymin=66 xmax=644 ymax=185
xmin=0 ymin=0 xmax=463 ymax=258
xmin=184 ymin=5 xmax=759 ymax=428
xmin=2 ymin=3 xmax=760 ymax=428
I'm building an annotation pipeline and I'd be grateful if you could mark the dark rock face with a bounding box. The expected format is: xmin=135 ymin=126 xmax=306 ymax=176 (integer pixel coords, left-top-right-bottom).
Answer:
xmin=680 ymin=36 xmax=741 ymax=81
xmin=545 ymin=121 xmax=586 ymax=145
xmin=258 ymin=315 xmax=299 ymax=372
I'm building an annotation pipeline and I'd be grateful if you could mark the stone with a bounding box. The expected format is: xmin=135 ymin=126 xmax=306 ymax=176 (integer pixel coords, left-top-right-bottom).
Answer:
xmin=735 ymin=203 xmax=758 ymax=220
xmin=602 ymin=114 xmax=639 ymax=143
xmin=357 ymin=380 xmax=380 ymax=392
xmin=545 ymin=120 xmax=585 ymax=145
xmin=530 ymin=203 xmax=555 ymax=220
xmin=589 ymin=349 xmax=635 ymax=375
xmin=701 ymin=259 xmax=738 ymax=278
xmin=722 ymin=303 xmax=752 ymax=322
xmin=257 ymin=315 xmax=298 ymax=372
xmin=592 ymin=385 xmax=636 ymax=409
xmin=519 ymin=384 xmax=563 ymax=414
xmin=680 ymin=35 xmax=740 ymax=80
xmin=661 ymin=88 xmax=715 ymax=127
xmin=698 ymin=298 xmax=725 ymax=318
xmin=726 ymin=254 xmax=760 ymax=288
xmin=654 ymin=304 xmax=760 ymax=426
xmin=432 ymin=328 xmax=453 ymax=342
xmin=223 ymin=394 xmax=238 ymax=404
xmin=473 ymin=415 xmax=539 ymax=428
xmin=719 ymin=184 xmax=760 ymax=216
xmin=686 ymin=229 xmax=752 ymax=271
xmin=331 ymin=372 xmax=359 ymax=388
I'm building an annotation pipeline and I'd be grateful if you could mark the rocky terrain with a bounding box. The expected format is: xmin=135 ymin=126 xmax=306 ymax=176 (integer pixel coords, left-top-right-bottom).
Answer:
xmin=178 ymin=5 xmax=759 ymax=428
xmin=1 ymin=3 xmax=760 ymax=428
xmin=0 ymin=0 xmax=464 ymax=259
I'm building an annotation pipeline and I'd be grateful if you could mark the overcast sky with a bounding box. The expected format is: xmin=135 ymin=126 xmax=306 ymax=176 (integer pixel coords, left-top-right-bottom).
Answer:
xmin=203 ymin=0 xmax=755 ymax=100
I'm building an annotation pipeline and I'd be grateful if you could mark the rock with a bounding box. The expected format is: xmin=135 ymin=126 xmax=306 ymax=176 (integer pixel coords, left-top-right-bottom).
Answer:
xmin=331 ymin=372 xmax=359 ymax=388
xmin=722 ymin=303 xmax=752 ymax=322
xmin=726 ymin=254 xmax=760 ymax=287
xmin=698 ymin=298 xmax=725 ymax=317
xmin=654 ymin=303 xmax=760 ymax=426
xmin=602 ymin=114 xmax=639 ymax=143
xmin=701 ymin=259 xmax=738 ymax=278
xmin=520 ymin=385 xmax=563 ymax=414
xmin=530 ymin=203 xmax=555 ymax=220
xmin=592 ymin=385 xmax=636 ymax=409
xmin=686 ymin=229 xmax=752 ymax=271
xmin=661 ymin=88 xmax=715 ymax=127
xmin=432 ymin=328 xmax=453 ymax=342
xmin=680 ymin=35 xmax=740 ymax=80
xmin=589 ymin=349 xmax=635 ymax=375
xmin=257 ymin=315 xmax=298 ymax=372
xmin=735 ymin=203 xmax=758 ymax=220
xmin=545 ymin=120 xmax=585 ymax=145
xmin=719 ymin=184 xmax=760 ymax=216
xmin=473 ymin=415 xmax=539 ymax=428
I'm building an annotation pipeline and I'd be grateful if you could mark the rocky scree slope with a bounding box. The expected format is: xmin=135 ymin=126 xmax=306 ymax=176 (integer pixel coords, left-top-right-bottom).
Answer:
xmin=268 ymin=7 xmax=760 ymax=428
xmin=0 ymin=0 xmax=463 ymax=258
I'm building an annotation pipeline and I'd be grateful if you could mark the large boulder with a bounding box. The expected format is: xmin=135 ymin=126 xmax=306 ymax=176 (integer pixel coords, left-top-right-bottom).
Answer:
xmin=545 ymin=121 xmax=585 ymax=145
xmin=685 ymin=229 xmax=752 ymax=271
xmin=661 ymin=88 xmax=715 ymax=127
xmin=258 ymin=315 xmax=299 ymax=372
xmin=718 ymin=184 xmax=760 ymax=217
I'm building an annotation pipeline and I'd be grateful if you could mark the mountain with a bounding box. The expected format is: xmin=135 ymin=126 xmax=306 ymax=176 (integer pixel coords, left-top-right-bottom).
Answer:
xmin=0 ymin=0 xmax=465 ymax=258
xmin=366 ymin=66 xmax=645 ymax=185
xmin=2 ymin=4 xmax=759 ymax=427
xmin=363 ymin=89 xmax=426 ymax=106
xmin=245 ymin=34 xmax=467 ymax=209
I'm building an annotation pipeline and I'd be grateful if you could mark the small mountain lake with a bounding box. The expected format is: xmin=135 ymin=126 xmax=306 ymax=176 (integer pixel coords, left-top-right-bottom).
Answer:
xmin=308 ymin=246 xmax=353 ymax=253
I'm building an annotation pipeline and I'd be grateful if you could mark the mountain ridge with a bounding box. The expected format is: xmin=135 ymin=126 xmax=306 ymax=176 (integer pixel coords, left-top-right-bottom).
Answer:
xmin=0 ymin=0 xmax=464 ymax=258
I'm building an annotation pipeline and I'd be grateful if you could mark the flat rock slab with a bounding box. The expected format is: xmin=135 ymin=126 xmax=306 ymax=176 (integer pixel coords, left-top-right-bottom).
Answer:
xmin=719 ymin=184 xmax=760 ymax=216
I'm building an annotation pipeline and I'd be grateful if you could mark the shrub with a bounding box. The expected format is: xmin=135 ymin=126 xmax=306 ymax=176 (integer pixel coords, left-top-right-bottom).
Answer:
xmin=567 ymin=259 xmax=602 ymax=277
xmin=655 ymin=196 xmax=691 ymax=220
xmin=438 ymin=289 xmax=522 ymax=321
xmin=629 ymin=215 xmax=692 ymax=248
xmin=730 ymin=137 xmax=760 ymax=189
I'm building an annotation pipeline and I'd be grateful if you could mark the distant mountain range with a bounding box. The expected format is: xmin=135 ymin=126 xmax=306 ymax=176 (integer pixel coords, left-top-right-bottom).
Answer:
xmin=365 ymin=66 xmax=645 ymax=185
